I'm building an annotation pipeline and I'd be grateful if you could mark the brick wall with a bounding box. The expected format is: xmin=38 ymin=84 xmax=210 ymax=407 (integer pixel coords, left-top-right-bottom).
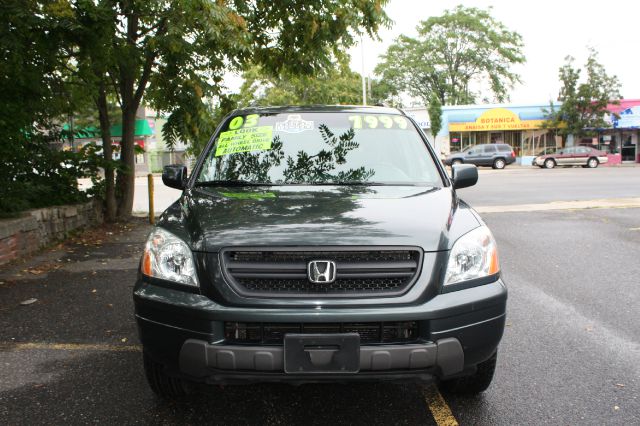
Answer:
xmin=0 ymin=200 xmax=103 ymax=266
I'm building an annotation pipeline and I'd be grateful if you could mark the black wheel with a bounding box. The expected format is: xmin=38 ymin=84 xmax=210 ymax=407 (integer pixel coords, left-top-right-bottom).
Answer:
xmin=143 ymin=351 xmax=189 ymax=399
xmin=492 ymin=158 xmax=506 ymax=169
xmin=451 ymin=159 xmax=463 ymax=166
xmin=587 ymin=157 xmax=599 ymax=168
xmin=543 ymin=158 xmax=556 ymax=169
xmin=439 ymin=352 xmax=497 ymax=395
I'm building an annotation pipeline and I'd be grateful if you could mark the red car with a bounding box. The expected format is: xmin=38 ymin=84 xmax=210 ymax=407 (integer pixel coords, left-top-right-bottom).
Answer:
xmin=532 ymin=146 xmax=608 ymax=169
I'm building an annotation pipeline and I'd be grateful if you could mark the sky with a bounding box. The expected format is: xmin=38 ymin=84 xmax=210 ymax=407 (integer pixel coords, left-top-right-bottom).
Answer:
xmin=348 ymin=0 xmax=640 ymax=106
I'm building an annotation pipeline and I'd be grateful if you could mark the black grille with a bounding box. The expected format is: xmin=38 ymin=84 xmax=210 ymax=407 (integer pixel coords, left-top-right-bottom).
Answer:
xmin=224 ymin=321 xmax=419 ymax=345
xmin=221 ymin=248 xmax=422 ymax=297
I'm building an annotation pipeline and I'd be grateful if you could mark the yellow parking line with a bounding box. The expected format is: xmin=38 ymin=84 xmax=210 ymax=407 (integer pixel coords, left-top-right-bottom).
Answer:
xmin=0 ymin=342 xmax=142 ymax=352
xmin=423 ymin=386 xmax=459 ymax=426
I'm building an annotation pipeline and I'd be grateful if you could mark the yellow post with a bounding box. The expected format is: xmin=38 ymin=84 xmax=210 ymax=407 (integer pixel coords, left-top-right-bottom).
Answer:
xmin=147 ymin=173 xmax=155 ymax=225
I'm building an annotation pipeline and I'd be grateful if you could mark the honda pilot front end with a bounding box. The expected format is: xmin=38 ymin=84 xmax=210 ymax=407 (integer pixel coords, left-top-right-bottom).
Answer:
xmin=133 ymin=105 xmax=507 ymax=398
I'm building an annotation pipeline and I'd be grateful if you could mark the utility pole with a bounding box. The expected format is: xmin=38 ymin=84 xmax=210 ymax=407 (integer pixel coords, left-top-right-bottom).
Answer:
xmin=360 ymin=36 xmax=367 ymax=106
xmin=69 ymin=113 xmax=75 ymax=152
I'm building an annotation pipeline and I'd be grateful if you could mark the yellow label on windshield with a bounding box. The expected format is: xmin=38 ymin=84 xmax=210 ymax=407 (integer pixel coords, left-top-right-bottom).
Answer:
xmin=215 ymin=126 xmax=273 ymax=156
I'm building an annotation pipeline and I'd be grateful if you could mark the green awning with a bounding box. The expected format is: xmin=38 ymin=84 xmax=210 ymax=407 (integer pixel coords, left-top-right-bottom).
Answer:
xmin=62 ymin=124 xmax=100 ymax=138
xmin=110 ymin=119 xmax=154 ymax=137
xmin=63 ymin=119 xmax=153 ymax=139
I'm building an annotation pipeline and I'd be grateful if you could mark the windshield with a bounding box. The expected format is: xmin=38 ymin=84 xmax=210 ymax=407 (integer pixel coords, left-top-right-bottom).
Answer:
xmin=197 ymin=112 xmax=442 ymax=186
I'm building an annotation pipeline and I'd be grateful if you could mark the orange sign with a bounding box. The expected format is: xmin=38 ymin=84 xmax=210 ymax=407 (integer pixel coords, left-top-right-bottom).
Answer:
xmin=448 ymin=108 xmax=547 ymax=132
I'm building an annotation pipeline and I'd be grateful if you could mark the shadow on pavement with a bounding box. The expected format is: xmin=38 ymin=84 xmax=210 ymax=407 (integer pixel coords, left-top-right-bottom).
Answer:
xmin=0 ymin=349 xmax=437 ymax=425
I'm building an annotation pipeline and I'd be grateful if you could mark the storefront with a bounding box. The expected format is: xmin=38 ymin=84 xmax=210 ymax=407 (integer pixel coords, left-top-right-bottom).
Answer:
xmin=435 ymin=103 xmax=561 ymax=165
xmin=407 ymin=100 xmax=639 ymax=164
xmin=63 ymin=118 xmax=155 ymax=173
xmin=595 ymin=99 xmax=640 ymax=163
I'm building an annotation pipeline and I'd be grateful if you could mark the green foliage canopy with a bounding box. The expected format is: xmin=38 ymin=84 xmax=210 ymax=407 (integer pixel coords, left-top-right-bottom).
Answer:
xmin=544 ymin=48 xmax=621 ymax=140
xmin=375 ymin=6 xmax=525 ymax=106
xmin=50 ymin=0 xmax=390 ymax=219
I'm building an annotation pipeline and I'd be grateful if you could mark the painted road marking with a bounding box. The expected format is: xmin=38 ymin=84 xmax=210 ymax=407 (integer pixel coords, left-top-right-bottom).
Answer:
xmin=475 ymin=197 xmax=640 ymax=213
xmin=423 ymin=386 xmax=459 ymax=426
xmin=0 ymin=342 xmax=142 ymax=352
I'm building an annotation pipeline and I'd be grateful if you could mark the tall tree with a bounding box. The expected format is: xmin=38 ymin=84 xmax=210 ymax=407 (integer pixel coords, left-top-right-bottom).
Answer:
xmin=375 ymin=5 xmax=524 ymax=106
xmin=235 ymin=57 xmax=363 ymax=108
xmin=51 ymin=0 xmax=389 ymax=220
xmin=544 ymin=48 xmax=621 ymax=142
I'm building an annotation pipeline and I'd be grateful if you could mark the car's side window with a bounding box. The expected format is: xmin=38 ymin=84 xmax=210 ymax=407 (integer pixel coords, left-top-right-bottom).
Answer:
xmin=484 ymin=145 xmax=497 ymax=153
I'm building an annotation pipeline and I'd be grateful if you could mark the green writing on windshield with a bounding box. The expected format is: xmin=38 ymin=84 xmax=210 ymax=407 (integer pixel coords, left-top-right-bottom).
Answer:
xmin=220 ymin=192 xmax=276 ymax=200
xmin=215 ymin=126 xmax=273 ymax=156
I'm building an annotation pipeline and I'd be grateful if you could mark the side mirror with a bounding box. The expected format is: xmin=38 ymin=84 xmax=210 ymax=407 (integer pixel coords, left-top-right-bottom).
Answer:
xmin=451 ymin=164 xmax=478 ymax=190
xmin=162 ymin=164 xmax=187 ymax=190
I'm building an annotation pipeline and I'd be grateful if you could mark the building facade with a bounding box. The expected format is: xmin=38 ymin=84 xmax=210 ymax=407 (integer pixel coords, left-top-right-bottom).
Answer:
xmin=408 ymin=100 xmax=640 ymax=164
xmin=600 ymin=99 xmax=640 ymax=163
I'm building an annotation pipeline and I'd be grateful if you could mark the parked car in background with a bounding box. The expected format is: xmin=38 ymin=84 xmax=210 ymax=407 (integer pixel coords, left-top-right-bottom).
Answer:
xmin=443 ymin=144 xmax=516 ymax=169
xmin=532 ymin=146 xmax=608 ymax=169
xmin=535 ymin=147 xmax=557 ymax=157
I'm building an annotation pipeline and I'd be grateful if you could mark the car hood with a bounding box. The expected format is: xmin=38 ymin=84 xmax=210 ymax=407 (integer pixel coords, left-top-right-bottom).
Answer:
xmin=158 ymin=185 xmax=481 ymax=253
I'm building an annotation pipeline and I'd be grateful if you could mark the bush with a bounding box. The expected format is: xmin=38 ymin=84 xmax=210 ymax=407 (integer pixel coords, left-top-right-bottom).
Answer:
xmin=0 ymin=130 xmax=105 ymax=218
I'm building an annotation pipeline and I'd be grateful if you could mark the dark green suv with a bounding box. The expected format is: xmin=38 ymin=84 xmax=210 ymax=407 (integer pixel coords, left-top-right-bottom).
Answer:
xmin=134 ymin=106 xmax=507 ymax=398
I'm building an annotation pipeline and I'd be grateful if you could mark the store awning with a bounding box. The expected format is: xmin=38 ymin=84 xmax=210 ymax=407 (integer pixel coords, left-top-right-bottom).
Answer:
xmin=110 ymin=119 xmax=154 ymax=137
xmin=63 ymin=119 xmax=154 ymax=139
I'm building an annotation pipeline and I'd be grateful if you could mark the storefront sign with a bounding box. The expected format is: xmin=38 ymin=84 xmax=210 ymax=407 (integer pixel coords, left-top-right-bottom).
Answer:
xmin=613 ymin=106 xmax=640 ymax=129
xmin=449 ymin=108 xmax=547 ymax=132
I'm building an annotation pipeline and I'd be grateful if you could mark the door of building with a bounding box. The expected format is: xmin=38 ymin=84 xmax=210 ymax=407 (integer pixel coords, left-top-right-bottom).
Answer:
xmin=621 ymin=131 xmax=637 ymax=162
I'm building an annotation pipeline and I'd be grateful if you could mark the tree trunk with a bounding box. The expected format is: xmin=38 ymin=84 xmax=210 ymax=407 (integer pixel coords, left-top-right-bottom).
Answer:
xmin=96 ymin=86 xmax=116 ymax=222
xmin=115 ymin=3 xmax=140 ymax=220
xmin=115 ymin=106 xmax=137 ymax=219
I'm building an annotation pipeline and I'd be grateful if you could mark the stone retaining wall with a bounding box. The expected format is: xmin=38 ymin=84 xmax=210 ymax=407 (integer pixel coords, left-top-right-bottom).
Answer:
xmin=0 ymin=200 xmax=103 ymax=266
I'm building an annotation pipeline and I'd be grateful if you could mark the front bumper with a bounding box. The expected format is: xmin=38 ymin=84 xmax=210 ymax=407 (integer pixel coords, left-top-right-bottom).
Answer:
xmin=134 ymin=279 xmax=507 ymax=384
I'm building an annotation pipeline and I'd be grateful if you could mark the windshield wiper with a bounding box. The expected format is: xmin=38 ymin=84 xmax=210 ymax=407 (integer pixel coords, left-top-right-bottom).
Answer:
xmin=195 ymin=180 xmax=275 ymax=187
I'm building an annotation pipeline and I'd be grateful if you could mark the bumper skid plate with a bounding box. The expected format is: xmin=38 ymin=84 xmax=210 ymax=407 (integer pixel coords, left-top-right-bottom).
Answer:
xmin=179 ymin=337 xmax=464 ymax=379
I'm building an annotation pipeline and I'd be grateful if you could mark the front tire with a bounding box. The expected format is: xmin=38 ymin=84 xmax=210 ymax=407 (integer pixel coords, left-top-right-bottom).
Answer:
xmin=587 ymin=157 xmax=599 ymax=168
xmin=439 ymin=352 xmax=497 ymax=395
xmin=143 ymin=351 xmax=189 ymax=399
xmin=492 ymin=158 xmax=506 ymax=169
xmin=544 ymin=158 xmax=556 ymax=169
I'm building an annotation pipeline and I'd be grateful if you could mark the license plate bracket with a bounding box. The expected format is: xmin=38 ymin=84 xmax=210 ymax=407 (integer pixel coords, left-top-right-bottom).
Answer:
xmin=284 ymin=333 xmax=360 ymax=374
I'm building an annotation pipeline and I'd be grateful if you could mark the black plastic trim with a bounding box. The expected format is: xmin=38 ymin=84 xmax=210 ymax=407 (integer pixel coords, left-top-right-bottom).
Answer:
xmin=139 ymin=274 xmax=201 ymax=295
xmin=218 ymin=246 xmax=424 ymax=299
xmin=440 ymin=272 xmax=501 ymax=294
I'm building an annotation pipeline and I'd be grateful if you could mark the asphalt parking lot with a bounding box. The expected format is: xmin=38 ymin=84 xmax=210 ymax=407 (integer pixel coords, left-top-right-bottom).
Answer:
xmin=2 ymin=168 xmax=639 ymax=425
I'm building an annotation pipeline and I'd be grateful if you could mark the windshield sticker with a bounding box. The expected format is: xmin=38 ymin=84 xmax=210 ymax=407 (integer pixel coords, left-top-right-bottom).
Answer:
xmin=348 ymin=115 xmax=408 ymax=130
xmin=275 ymin=115 xmax=314 ymax=133
xmin=215 ymin=126 xmax=273 ymax=156
xmin=220 ymin=192 xmax=276 ymax=200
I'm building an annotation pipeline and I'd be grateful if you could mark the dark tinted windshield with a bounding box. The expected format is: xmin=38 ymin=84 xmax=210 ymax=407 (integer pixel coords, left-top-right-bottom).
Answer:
xmin=197 ymin=112 xmax=442 ymax=186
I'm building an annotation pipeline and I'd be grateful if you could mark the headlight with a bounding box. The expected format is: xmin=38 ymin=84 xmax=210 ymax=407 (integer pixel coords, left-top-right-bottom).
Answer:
xmin=444 ymin=226 xmax=499 ymax=286
xmin=141 ymin=228 xmax=199 ymax=287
